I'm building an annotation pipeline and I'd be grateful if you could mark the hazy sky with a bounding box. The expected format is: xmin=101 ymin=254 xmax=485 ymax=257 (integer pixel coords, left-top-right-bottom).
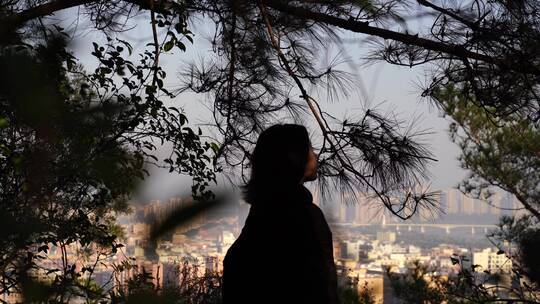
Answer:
xmin=63 ymin=9 xmax=468 ymax=203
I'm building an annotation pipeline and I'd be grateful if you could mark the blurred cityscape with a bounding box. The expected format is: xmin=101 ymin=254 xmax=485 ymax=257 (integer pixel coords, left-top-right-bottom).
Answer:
xmin=4 ymin=189 xmax=519 ymax=303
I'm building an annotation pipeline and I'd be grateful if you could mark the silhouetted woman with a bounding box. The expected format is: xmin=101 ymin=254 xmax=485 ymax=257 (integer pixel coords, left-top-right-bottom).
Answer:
xmin=222 ymin=124 xmax=338 ymax=304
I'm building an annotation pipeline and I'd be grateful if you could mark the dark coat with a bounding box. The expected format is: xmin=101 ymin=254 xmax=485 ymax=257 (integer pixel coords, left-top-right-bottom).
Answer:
xmin=222 ymin=185 xmax=338 ymax=304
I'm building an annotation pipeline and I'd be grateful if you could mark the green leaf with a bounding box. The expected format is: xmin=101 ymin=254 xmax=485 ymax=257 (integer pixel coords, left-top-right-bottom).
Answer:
xmin=0 ymin=118 xmax=8 ymax=128
xmin=176 ymin=41 xmax=186 ymax=52
xmin=116 ymin=39 xmax=133 ymax=55
xmin=175 ymin=22 xmax=185 ymax=34
xmin=210 ymin=142 xmax=220 ymax=154
xmin=179 ymin=114 xmax=187 ymax=125
xmin=13 ymin=155 xmax=24 ymax=169
xmin=163 ymin=40 xmax=174 ymax=52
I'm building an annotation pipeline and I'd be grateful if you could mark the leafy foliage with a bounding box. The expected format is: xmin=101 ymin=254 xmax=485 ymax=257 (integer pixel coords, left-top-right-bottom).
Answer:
xmin=488 ymin=215 xmax=540 ymax=291
xmin=0 ymin=22 xmax=216 ymax=303
xmin=338 ymin=280 xmax=376 ymax=304
xmin=390 ymin=261 xmax=455 ymax=303
xmin=336 ymin=265 xmax=377 ymax=304
xmin=388 ymin=259 xmax=497 ymax=304
xmin=110 ymin=261 xmax=222 ymax=304
xmin=425 ymin=18 xmax=540 ymax=302
xmin=432 ymin=83 xmax=540 ymax=220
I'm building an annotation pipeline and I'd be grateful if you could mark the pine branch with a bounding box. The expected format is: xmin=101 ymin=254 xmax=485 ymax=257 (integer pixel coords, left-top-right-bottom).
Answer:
xmin=263 ymin=0 xmax=540 ymax=76
xmin=0 ymin=0 xmax=178 ymax=37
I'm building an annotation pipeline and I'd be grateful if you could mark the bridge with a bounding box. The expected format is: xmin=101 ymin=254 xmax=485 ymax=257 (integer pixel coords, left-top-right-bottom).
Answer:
xmin=332 ymin=222 xmax=498 ymax=234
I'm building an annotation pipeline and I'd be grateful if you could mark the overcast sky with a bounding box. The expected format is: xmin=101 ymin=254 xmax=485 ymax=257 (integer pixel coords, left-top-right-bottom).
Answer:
xmin=63 ymin=9 xmax=468 ymax=203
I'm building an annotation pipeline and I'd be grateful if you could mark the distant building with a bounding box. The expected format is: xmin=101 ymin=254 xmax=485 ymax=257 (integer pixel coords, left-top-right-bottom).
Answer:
xmin=478 ymin=199 xmax=490 ymax=214
xmin=489 ymin=192 xmax=502 ymax=215
xmin=439 ymin=192 xmax=448 ymax=213
xmin=461 ymin=195 xmax=475 ymax=215
xmin=377 ymin=231 xmax=396 ymax=244
xmin=340 ymin=240 xmax=360 ymax=261
xmin=172 ymin=233 xmax=188 ymax=245
xmin=321 ymin=199 xmax=340 ymax=222
xmin=473 ymin=248 xmax=512 ymax=273
xmin=355 ymin=201 xmax=369 ymax=225
xmin=446 ymin=188 xmax=461 ymax=214
xmin=133 ymin=223 xmax=150 ymax=236
xmin=205 ymin=256 xmax=221 ymax=273
xmin=339 ymin=202 xmax=357 ymax=223
xmin=218 ymin=231 xmax=235 ymax=253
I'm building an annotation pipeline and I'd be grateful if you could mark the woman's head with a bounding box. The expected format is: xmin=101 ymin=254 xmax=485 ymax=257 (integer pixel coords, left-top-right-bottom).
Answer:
xmin=244 ymin=124 xmax=317 ymax=204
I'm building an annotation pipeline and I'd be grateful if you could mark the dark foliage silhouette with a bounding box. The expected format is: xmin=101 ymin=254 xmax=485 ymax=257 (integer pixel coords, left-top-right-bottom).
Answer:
xmin=0 ymin=28 xmax=216 ymax=302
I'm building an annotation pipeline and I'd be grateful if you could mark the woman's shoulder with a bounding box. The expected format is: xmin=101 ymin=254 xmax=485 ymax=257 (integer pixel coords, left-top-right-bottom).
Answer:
xmin=306 ymin=203 xmax=328 ymax=221
xmin=305 ymin=203 xmax=333 ymax=238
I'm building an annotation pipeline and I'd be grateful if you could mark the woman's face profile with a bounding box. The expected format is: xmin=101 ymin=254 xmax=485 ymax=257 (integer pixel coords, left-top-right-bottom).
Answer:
xmin=302 ymin=145 xmax=318 ymax=182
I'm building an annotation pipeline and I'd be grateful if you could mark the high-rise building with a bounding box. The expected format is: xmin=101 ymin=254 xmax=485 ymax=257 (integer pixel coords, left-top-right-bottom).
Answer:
xmin=338 ymin=203 xmax=357 ymax=223
xmin=446 ymin=189 xmax=461 ymax=214
xmin=461 ymin=194 xmax=475 ymax=215
xmin=489 ymin=192 xmax=502 ymax=215
xmin=355 ymin=199 xmax=371 ymax=225
xmin=513 ymin=196 xmax=528 ymax=218
xmin=335 ymin=192 xmax=357 ymax=222
xmin=477 ymin=199 xmax=490 ymax=214
xmin=145 ymin=199 xmax=161 ymax=217
xmin=321 ymin=199 xmax=340 ymax=222
xmin=439 ymin=192 xmax=448 ymax=213
xmin=355 ymin=194 xmax=385 ymax=224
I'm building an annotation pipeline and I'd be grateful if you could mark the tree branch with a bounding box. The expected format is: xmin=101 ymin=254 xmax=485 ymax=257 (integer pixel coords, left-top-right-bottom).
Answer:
xmin=5 ymin=0 xmax=539 ymax=77
xmin=417 ymin=0 xmax=476 ymax=28
xmin=263 ymin=0 xmax=540 ymax=76
xmin=0 ymin=0 xmax=178 ymax=35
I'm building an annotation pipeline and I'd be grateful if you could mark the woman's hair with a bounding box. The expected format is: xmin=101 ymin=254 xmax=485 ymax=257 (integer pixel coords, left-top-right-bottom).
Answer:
xmin=243 ymin=124 xmax=311 ymax=205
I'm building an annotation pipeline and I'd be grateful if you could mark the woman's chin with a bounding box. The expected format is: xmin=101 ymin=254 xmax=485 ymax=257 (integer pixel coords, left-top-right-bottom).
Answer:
xmin=305 ymin=173 xmax=318 ymax=182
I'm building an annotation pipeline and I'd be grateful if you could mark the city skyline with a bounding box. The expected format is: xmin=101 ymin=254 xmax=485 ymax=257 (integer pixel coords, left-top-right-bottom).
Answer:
xmin=125 ymin=186 xmax=523 ymax=227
